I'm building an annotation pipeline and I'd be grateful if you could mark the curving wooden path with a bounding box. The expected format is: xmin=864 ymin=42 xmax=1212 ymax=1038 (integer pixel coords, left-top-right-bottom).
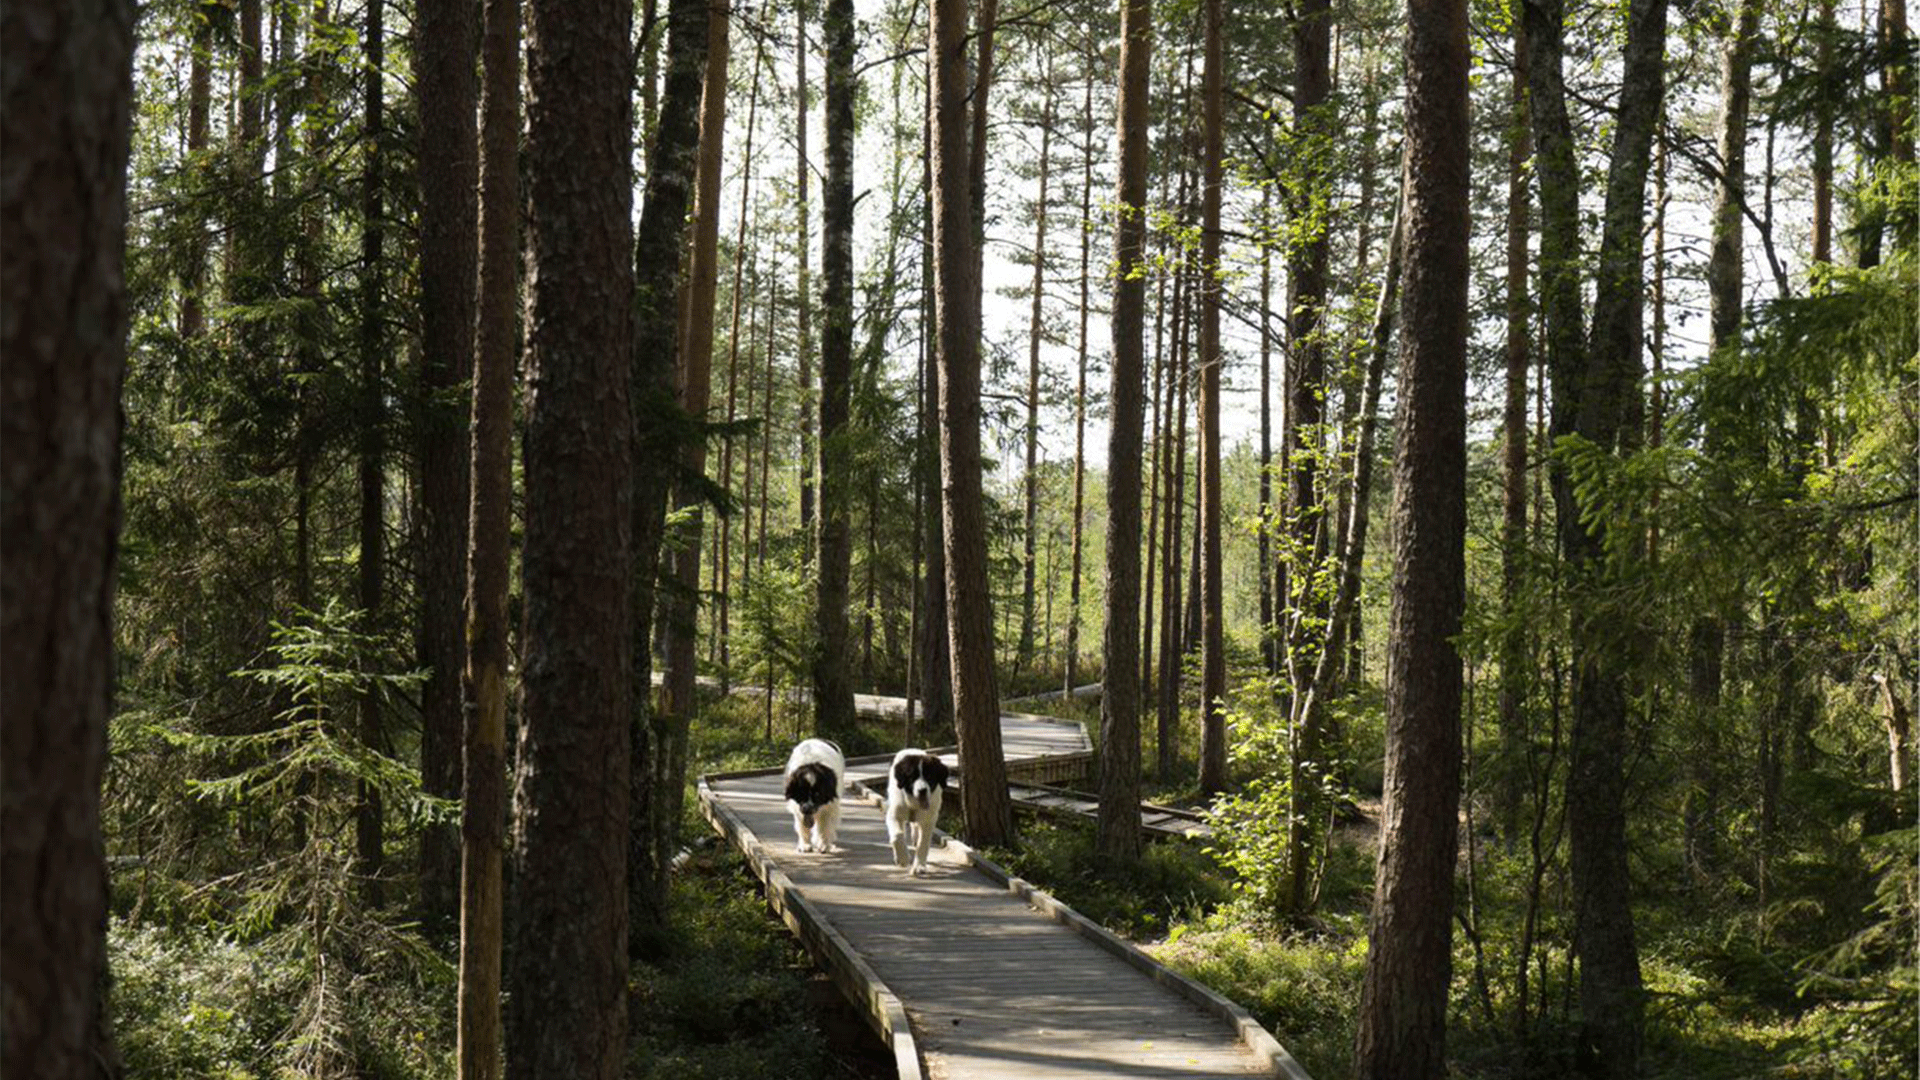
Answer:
xmin=697 ymin=696 xmax=1312 ymax=1080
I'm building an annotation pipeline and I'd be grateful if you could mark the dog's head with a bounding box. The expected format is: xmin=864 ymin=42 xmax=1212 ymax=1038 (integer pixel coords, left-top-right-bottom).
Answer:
xmin=892 ymin=753 xmax=950 ymax=809
xmin=784 ymin=763 xmax=839 ymax=822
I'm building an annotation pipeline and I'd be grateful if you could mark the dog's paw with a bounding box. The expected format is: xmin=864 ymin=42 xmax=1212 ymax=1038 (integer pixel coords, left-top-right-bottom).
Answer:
xmin=795 ymin=841 xmax=813 ymax=854
xmin=889 ymin=837 xmax=909 ymax=867
xmin=909 ymin=863 xmax=929 ymax=877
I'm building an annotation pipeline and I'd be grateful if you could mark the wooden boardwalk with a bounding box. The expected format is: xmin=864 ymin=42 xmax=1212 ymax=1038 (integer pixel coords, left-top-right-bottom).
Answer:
xmin=698 ymin=699 xmax=1310 ymax=1080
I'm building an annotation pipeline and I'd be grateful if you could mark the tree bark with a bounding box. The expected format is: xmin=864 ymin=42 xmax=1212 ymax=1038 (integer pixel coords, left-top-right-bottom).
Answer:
xmin=355 ymin=0 xmax=389 ymax=910
xmin=1065 ymin=57 xmax=1094 ymax=695
xmin=0 ymin=0 xmax=133 ymax=1071
xmin=629 ymin=0 xmax=709 ymax=953
xmin=813 ymin=0 xmax=858 ymax=737
xmin=1561 ymin=0 xmax=1667 ymax=1069
xmin=1195 ymin=0 xmax=1228 ymax=797
xmin=458 ymin=0 xmax=517 ymax=1070
xmin=180 ymin=4 xmax=212 ymax=339
xmin=1020 ymin=48 xmax=1055 ymax=675
xmin=1098 ymin=0 xmax=1152 ymax=864
xmin=1812 ymin=0 xmax=1835 ymax=267
xmin=1353 ymin=0 xmax=1467 ymax=1067
xmin=415 ymin=0 xmax=479 ymax=933
xmin=796 ymin=0 xmax=817 ymax=555
xmin=508 ymin=0 xmax=633 ymax=1069
xmin=931 ymin=0 xmax=1012 ymax=846
xmin=718 ymin=43 xmax=765 ymax=690
xmin=1258 ymin=187 xmax=1276 ymax=677
xmin=1282 ymin=0 xmax=1334 ymax=909
xmin=663 ymin=0 xmax=730 ymax=723
xmin=1156 ymin=257 xmax=1191 ymax=782
xmin=917 ymin=82 xmax=954 ymax=734
xmin=1497 ymin=1 xmax=1531 ymax=839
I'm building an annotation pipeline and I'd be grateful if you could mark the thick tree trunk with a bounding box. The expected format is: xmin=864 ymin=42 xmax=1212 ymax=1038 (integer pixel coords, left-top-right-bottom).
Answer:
xmin=1354 ymin=0 xmax=1468 ymax=1065
xmin=415 ymin=0 xmax=479 ymax=933
xmin=457 ymin=0 xmax=517 ymax=1070
xmin=813 ymin=0 xmax=858 ymax=737
xmin=629 ymin=0 xmax=709 ymax=953
xmin=1498 ymin=3 xmax=1531 ymax=839
xmin=663 ymin=0 xmax=730 ymax=723
xmin=1562 ymin=0 xmax=1667 ymax=1069
xmin=355 ymin=0 xmax=389 ymax=910
xmin=917 ymin=89 xmax=954 ymax=734
xmin=1195 ymin=0 xmax=1228 ymax=797
xmin=1098 ymin=0 xmax=1152 ymax=864
xmin=1282 ymin=0 xmax=1334 ymax=909
xmin=508 ymin=0 xmax=633 ymax=1069
xmin=931 ymin=0 xmax=1012 ymax=845
xmin=0 ymin=0 xmax=134 ymax=1071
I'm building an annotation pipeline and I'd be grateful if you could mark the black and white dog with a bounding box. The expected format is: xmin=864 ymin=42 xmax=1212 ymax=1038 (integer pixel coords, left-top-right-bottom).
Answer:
xmin=885 ymin=748 xmax=950 ymax=876
xmin=783 ymin=738 xmax=845 ymax=853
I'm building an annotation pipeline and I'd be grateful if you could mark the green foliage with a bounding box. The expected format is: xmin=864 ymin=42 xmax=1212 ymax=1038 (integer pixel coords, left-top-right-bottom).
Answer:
xmin=628 ymin=849 xmax=848 ymax=1080
xmin=981 ymin=819 xmax=1231 ymax=939
xmin=1155 ymin=921 xmax=1366 ymax=1080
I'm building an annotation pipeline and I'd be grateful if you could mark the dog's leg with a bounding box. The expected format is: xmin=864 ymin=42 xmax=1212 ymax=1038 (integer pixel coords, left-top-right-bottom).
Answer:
xmin=792 ymin=810 xmax=813 ymax=853
xmin=886 ymin=808 xmax=910 ymax=867
xmin=911 ymin=815 xmax=933 ymax=876
xmin=817 ymin=802 xmax=840 ymax=853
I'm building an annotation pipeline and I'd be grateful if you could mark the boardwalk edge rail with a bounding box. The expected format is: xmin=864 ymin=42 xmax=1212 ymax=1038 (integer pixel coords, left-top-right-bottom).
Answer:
xmin=697 ymin=768 xmax=926 ymax=1080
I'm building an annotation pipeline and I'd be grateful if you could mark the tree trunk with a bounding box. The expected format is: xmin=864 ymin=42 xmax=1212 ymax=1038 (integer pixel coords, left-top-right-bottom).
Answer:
xmin=180 ymin=5 xmax=212 ymax=339
xmin=0 ymin=0 xmax=133 ymax=1071
xmin=1142 ymin=261 xmax=1166 ymax=694
xmin=813 ymin=0 xmax=858 ymax=737
xmin=1282 ymin=0 xmax=1332 ymax=693
xmin=1560 ymin=0 xmax=1667 ymax=1068
xmin=1497 ymin=1 xmax=1530 ymax=839
xmin=719 ymin=46 xmax=764 ymax=690
xmin=796 ymin=0 xmax=816 ymax=555
xmin=917 ymin=78 xmax=954 ymax=734
xmin=1065 ymin=59 xmax=1093 ymax=695
xmin=457 ymin=0 xmax=517 ymax=1070
xmin=663 ymin=0 xmax=730 ymax=723
xmin=1812 ymin=0 xmax=1835 ymax=267
xmin=1708 ymin=0 xmax=1758 ymax=359
xmin=1156 ymin=258 xmax=1191 ymax=782
xmin=1098 ymin=0 xmax=1152 ymax=864
xmin=509 ymin=0 xmax=633 ymax=1069
xmin=1195 ymin=0 xmax=1228 ymax=797
xmin=931 ymin=0 xmax=1012 ymax=846
xmin=415 ymin=0 xmax=478 ymax=934
xmin=1354 ymin=0 xmax=1468 ymax=1064
xmin=355 ymin=0 xmax=388 ymax=910
xmin=1020 ymin=49 xmax=1055 ymax=676
xmin=628 ymin=0 xmax=708 ymax=955
xmin=1282 ymin=0 xmax=1333 ymax=907
xmin=1258 ymin=187 xmax=1276 ymax=676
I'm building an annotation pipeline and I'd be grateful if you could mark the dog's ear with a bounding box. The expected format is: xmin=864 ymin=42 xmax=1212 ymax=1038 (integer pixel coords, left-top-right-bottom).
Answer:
xmin=784 ymin=767 xmax=812 ymax=803
xmin=892 ymin=754 xmax=917 ymax=790
xmin=925 ymin=756 xmax=950 ymax=788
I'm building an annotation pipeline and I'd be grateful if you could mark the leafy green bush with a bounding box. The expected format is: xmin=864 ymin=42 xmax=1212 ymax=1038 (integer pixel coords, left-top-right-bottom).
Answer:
xmin=1154 ymin=920 xmax=1365 ymax=1080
